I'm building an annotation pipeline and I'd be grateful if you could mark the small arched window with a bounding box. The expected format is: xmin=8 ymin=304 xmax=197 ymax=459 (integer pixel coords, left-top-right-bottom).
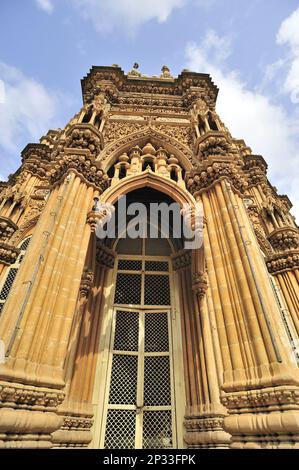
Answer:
xmin=208 ymin=113 xmax=218 ymax=131
xmin=82 ymin=107 xmax=93 ymax=123
xmin=0 ymin=236 xmax=31 ymax=315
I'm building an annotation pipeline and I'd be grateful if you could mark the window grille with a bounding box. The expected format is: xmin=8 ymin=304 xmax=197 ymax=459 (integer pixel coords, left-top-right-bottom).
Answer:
xmin=0 ymin=236 xmax=31 ymax=315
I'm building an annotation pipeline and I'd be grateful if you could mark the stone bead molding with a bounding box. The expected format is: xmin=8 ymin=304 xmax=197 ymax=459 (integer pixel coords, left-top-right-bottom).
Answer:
xmin=268 ymin=227 xmax=299 ymax=252
xmin=0 ymin=217 xmax=18 ymax=243
xmin=0 ymin=381 xmax=65 ymax=410
xmin=186 ymin=159 xmax=248 ymax=195
xmin=47 ymin=152 xmax=109 ymax=191
xmin=221 ymin=386 xmax=299 ymax=413
xmin=266 ymin=250 xmax=299 ymax=274
xmin=81 ymin=65 xmax=218 ymax=110
xmin=0 ymin=242 xmax=20 ymax=265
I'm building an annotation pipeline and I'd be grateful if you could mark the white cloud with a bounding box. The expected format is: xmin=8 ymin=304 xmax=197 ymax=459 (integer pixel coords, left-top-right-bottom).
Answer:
xmin=35 ymin=0 xmax=54 ymax=14
xmin=71 ymin=0 xmax=187 ymax=33
xmin=277 ymin=6 xmax=299 ymax=103
xmin=0 ymin=62 xmax=69 ymax=178
xmin=185 ymin=32 xmax=299 ymax=221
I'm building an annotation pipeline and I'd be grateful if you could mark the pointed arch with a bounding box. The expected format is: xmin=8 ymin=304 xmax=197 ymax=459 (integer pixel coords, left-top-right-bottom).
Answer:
xmin=101 ymin=128 xmax=193 ymax=173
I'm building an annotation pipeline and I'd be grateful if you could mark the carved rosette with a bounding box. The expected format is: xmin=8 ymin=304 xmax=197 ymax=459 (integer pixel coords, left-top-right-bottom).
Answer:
xmin=268 ymin=227 xmax=299 ymax=252
xmin=186 ymin=160 xmax=248 ymax=195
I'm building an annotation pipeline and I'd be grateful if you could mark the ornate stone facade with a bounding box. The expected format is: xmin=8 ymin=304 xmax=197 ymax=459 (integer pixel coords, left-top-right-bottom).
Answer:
xmin=0 ymin=65 xmax=298 ymax=449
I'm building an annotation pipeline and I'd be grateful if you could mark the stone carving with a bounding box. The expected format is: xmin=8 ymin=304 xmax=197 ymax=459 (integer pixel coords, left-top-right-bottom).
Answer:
xmin=198 ymin=135 xmax=232 ymax=159
xmin=192 ymin=271 xmax=208 ymax=300
xmin=48 ymin=154 xmax=109 ymax=190
xmin=172 ymin=250 xmax=192 ymax=270
xmin=80 ymin=268 xmax=94 ymax=297
xmin=246 ymin=204 xmax=273 ymax=256
xmin=268 ymin=227 xmax=299 ymax=252
xmin=0 ymin=217 xmax=18 ymax=243
xmin=0 ymin=243 xmax=20 ymax=265
xmin=222 ymin=385 xmax=299 ymax=411
xmin=0 ymin=381 xmax=65 ymax=409
xmin=104 ymin=121 xmax=145 ymax=145
xmin=65 ymin=127 xmax=102 ymax=156
xmin=187 ymin=161 xmax=248 ymax=195
xmin=266 ymin=251 xmax=299 ymax=274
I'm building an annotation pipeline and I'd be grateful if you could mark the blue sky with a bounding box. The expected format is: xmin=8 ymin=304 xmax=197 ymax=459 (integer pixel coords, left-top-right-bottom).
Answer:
xmin=1 ymin=0 xmax=299 ymax=218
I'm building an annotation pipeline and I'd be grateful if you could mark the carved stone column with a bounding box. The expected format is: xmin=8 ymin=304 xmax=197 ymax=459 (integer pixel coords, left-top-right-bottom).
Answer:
xmin=173 ymin=249 xmax=231 ymax=448
xmin=187 ymin=160 xmax=299 ymax=448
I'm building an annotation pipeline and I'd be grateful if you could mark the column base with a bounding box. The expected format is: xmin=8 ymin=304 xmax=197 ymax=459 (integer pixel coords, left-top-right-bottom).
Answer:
xmin=222 ymin=385 xmax=299 ymax=448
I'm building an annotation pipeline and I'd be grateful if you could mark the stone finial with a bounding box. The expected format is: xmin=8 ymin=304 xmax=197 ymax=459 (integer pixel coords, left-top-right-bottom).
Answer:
xmin=128 ymin=63 xmax=141 ymax=77
xmin=160 ymin=65 xmax=172 ymax=79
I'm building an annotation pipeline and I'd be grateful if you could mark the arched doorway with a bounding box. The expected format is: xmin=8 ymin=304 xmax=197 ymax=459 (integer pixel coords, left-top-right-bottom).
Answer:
xmin=92 ymin=188 xmax=187 ymax=449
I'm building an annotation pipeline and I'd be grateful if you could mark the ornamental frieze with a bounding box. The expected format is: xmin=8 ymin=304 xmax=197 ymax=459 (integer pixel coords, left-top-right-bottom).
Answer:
xmin=0 ymin=381 xmax=65 ymax=409
xmin=154 ymin=124 xmax=194 ymax=148
xmin=221 ymin=386 xmax=299 ymax=411
xmin=103 ymin=127 xmax=193 ymax=163
xmin=244 ymin=155 xmax=268 ymax=187
xmin=103 ymin=121 xmax=146 ymax=145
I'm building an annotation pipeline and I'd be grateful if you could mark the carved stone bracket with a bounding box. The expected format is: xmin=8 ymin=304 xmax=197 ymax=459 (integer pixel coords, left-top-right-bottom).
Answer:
xmin=48 ymin=151 xmax=109 ymax=191
xmin=266 ymin=250 xmax=299 ymax=274
xmin=186 ymin=159 xmax=248 ymax=195
xmin=244 ymin=155 xmax=268 ymax=187
xmin=0 ymin=217 xmax=18 ymax=243
xmin=0 ymin=242 xmax=20 ymax=265
xmin=268 ymin=227 xmax=299 ymax=252
xmin=65 ymin=124 xmax=104 ymax=156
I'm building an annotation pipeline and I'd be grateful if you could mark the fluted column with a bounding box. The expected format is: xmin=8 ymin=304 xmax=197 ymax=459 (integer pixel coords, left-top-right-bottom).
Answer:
xmin=173 ymin=249 xmax=231 ymax=448
xmin=186 ymin=156 xmax=299 ymax=447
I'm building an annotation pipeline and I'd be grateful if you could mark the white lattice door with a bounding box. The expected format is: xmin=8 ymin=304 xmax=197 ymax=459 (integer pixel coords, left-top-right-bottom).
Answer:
xmin=102 ymin=255 xmax=177 ymax=449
